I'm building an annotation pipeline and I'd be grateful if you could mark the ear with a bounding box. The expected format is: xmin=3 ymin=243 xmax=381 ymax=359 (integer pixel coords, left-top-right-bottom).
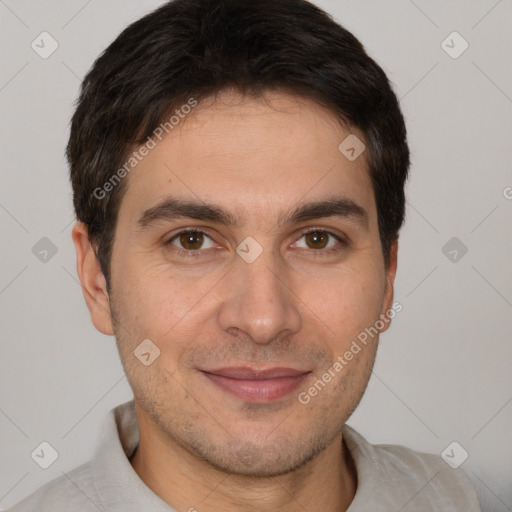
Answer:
xmin=71 ymin=222 xmax=114 ymax=335
xmin=379 ymin=239 xmax=399 ymax=334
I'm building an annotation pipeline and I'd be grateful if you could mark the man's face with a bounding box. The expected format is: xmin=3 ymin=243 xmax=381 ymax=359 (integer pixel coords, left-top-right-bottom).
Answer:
xmin=88 ymin=90 xmax=397 ymax=476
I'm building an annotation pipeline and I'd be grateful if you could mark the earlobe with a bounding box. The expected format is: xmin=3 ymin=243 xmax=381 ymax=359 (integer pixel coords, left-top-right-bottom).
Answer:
xmin=380 ymin=239 xmax=399 ymax=333
xmin=71 ymin=222 xmax=114 ymax=335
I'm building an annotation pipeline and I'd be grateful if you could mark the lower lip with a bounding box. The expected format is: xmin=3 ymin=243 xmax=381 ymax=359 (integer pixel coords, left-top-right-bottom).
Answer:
xmin=201 ymin=372 xmax=310 ymax=403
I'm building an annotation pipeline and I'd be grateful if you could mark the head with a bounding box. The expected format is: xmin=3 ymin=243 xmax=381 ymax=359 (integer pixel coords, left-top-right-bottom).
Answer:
xmin=70 ymin=0 xmax=409 ymax=477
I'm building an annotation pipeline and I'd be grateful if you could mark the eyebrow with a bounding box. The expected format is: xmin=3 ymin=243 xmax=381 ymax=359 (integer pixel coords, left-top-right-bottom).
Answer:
xmin=136 ymin=196 xmax=369 ymax=232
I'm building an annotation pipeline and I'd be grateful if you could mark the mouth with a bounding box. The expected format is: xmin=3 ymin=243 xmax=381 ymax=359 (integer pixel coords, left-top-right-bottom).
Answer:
xmin=199 ymin=366 xmax=312 ymax=403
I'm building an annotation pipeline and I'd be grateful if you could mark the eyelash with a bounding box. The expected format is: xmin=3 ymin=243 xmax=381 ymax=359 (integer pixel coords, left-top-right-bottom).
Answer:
xmin=165 ymin=228 xmax=348 ymax=259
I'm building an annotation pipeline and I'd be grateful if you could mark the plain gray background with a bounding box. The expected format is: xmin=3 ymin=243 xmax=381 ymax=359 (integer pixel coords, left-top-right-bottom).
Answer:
xmin=0 ymin=0 xmax=511 ymax=510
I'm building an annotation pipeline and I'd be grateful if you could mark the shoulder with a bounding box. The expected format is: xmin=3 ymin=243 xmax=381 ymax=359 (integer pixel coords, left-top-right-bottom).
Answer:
xmin=343 ymin=425 xmax=481 ymax=511
xmin=376 ymin=441 xmax=478 ymax=495
xmin=7 ymin=461 xmax=101 ymax=512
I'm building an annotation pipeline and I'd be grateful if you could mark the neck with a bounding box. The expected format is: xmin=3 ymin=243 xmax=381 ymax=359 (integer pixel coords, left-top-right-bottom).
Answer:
xmin=130 ymin=409 xmax=357 ymax=512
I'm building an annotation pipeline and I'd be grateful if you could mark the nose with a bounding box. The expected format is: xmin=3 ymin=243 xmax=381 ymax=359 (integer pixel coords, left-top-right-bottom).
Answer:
xmin=217 ymin=247 xmax=302 ymax=345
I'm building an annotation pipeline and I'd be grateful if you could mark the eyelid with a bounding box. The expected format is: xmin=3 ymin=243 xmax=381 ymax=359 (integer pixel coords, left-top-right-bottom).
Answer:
xmin=166 ymin=228 xmax=216 ymax=247
xmin=291 ymin=227 xmax=348 ymax=254
xmin=297 ymin=226 xmax=348 ymax=243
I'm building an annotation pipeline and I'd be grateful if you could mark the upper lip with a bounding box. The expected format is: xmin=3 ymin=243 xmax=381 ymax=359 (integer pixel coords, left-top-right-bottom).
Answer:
xmin=200 ymin=366 xmax=311 ymax=380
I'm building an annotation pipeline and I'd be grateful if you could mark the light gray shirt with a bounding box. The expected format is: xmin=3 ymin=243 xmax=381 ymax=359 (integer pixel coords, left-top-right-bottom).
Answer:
xmin=8 ymin=400 xmax=481 ymax=511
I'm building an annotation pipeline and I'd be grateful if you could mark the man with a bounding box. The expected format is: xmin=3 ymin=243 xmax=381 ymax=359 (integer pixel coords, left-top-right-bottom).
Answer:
xmin=9 ymin=0 xmax=481 ymax=510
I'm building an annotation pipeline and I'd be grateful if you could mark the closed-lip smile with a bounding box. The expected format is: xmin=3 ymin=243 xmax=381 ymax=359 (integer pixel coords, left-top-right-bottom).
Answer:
xmin=200 ymin=366 xmax=311 ymax=402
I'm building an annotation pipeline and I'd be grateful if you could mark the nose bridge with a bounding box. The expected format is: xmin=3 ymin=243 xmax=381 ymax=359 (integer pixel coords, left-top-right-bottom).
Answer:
xmin=217 ymin=246 xmax=301 ymax=344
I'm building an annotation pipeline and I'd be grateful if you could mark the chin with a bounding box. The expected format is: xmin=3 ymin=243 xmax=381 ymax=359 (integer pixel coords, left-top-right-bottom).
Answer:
xmin=189 ymin=433 xmax=330 ymax=478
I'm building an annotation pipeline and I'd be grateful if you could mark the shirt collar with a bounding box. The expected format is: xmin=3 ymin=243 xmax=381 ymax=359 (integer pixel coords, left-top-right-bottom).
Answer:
xmin=92 ymin=400 xmax=177 ymax=512
xmin=92 ymin=400 xmax=372 ymax=511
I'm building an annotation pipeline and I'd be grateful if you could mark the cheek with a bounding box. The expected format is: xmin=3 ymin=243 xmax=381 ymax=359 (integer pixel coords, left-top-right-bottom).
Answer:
xmin=114 ymin=262 xmax=214 ymax=363
xmin=116 ymin=254 xmax=185 ymax=321
xmin=301 ymin=270 xmax=385 ymax=359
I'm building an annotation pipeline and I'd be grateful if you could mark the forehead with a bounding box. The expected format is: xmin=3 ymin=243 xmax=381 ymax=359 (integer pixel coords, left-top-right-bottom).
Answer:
xmin=117 ymin=90 xmax=377 ymax=230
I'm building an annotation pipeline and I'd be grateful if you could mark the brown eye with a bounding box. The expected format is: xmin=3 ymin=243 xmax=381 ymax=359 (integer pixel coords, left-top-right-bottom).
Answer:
xmin=294 ymin=229 xmax=346 ymax=254
xmin=304 ymin=231 xmax=329 ymax=249
xmin=178 ymin=231 xmax=204 ymax=250
xmin=167 ymin=230 xmax=215 ymax=252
